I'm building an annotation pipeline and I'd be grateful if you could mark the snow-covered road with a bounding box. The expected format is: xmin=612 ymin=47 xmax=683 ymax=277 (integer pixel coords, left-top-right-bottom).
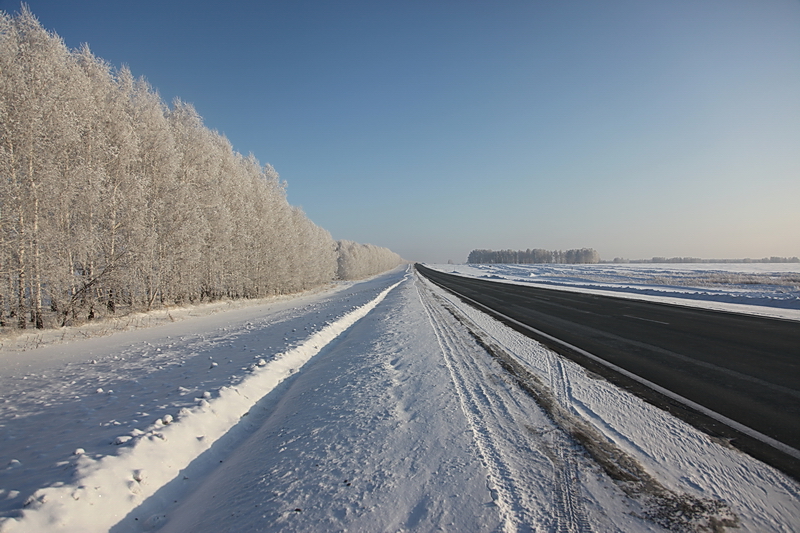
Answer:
xmin=1 ymin=266 xmax=798 ymax=532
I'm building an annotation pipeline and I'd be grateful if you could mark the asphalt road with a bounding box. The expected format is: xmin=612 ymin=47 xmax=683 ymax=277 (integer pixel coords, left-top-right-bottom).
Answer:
xmin=416 ymin=264 xmax=800 ymax=478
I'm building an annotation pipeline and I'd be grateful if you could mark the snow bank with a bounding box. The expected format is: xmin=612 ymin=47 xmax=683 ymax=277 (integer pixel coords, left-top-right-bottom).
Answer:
xmin=0 ymin=277 xmax=405 ymax=533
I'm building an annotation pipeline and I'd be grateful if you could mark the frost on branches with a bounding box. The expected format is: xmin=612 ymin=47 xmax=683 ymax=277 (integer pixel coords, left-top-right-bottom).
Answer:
xmin=0 ymin=7 xmax=403 ymax=330
xmin=336 ymin=240 xmax=404 ymax=281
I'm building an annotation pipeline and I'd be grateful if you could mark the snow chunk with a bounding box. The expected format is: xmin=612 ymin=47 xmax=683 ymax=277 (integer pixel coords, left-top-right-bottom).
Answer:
xmin=144 ymin=513 xmax=167 ymax=529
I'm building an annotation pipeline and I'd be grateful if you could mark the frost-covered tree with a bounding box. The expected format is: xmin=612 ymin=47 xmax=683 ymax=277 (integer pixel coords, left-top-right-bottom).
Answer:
xmin=0 ymin=6 xmax=82 ymax=327
xmin=0 ymin=6 xmax=401 ymax=329
xmin=336 ymin=241 xmax=404 ymax=280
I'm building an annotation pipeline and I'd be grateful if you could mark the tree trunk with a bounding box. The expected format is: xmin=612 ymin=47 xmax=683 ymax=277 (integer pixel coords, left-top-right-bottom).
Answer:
xmin=16 ymin=207 xmax=26 ymax=329
xmin=30 ymin=164 xmax=43 ymax=329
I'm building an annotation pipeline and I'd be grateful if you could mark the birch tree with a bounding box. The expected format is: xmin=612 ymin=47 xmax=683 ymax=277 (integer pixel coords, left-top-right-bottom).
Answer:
xmin=0 ymin=6 xmax=82 ymax=327
xmin=0 ymin=6 xmax=404 ymax=329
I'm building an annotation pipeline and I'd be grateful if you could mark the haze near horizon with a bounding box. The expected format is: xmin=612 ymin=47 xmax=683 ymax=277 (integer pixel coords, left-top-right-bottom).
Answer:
xmin=8 ymin=0 xmax=800 ymax=263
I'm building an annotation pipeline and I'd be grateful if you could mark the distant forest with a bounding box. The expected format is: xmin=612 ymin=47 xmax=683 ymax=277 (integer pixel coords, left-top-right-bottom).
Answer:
xmin=467 ymin=248 xmax=601 ymax=264
xmin=0 ymin=8 xmax=402 ymax=329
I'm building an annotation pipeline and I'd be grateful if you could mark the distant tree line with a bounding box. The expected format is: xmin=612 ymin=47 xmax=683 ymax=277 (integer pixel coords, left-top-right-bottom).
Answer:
xmin=0 ymin=8 xmax=402 ymax=329
xmin=467 ymin=248 xmax=601 ymax=264
xmin=336 ymin=241 xmax=404 ymax=281
xmin=610 ymin=256 xmax=800 ymax=264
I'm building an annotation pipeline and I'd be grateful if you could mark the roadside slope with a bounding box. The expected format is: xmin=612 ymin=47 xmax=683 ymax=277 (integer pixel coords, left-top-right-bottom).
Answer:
xmin=0 ymin=269 xmax=407 ymax=532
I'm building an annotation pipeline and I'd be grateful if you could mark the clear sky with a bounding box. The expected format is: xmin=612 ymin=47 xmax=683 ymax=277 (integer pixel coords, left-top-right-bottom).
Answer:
xmin=5 ymin=0 xmax=799 ymax=263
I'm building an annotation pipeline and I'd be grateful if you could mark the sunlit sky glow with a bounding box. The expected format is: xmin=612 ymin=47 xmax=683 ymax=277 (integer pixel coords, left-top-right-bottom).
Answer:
xmin=7 ymin=0 xmax=800 ymax=263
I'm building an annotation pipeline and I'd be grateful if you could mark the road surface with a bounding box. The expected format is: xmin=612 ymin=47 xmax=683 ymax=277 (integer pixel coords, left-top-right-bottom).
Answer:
xmin=416 ymin=264 xmax=800 ymax=479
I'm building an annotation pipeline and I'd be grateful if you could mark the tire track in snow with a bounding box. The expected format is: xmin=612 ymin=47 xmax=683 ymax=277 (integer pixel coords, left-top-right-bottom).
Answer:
xmin=417 ymin=276 xmax=591 ymax=533
xmin=546 ymin=356 xmax=593 ymax=533
xmin=417 ymin=281 xmax=529 ymax=532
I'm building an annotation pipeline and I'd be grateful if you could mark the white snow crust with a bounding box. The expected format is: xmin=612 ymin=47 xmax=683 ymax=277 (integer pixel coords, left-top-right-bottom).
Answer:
xmin=1 ymin=265 xmax=798 ymax=532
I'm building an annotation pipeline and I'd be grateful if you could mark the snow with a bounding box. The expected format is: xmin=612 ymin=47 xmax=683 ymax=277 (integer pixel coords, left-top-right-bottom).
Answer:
xmin=428 ymin=262 xmax=800 ymax=321
xmin=1 ymin=265 xmax=798 ymax=532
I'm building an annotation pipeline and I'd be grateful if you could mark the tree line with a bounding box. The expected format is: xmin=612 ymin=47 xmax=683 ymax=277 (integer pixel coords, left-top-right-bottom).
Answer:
xmin=467 ymin=248 xmax=601 ymax=265
xmin=0 ymin=7 xmax=402 ymax=329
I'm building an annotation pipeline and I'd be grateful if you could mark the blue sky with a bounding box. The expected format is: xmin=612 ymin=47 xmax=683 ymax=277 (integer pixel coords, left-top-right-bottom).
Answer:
xmin=6 ymin=0 xmax=799 ymax=263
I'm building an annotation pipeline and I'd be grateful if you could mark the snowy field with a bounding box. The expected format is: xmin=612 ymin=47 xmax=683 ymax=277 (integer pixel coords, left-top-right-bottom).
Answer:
xmin=428 ymin=262 xmax=800 ymax=321
xmin=1 ymin=265 xmax=798 ymax=532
